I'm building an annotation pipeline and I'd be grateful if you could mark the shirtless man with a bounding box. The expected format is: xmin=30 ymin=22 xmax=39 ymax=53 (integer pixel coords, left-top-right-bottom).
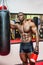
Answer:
xmin=10 ymin=12 xmax=39 ymax=65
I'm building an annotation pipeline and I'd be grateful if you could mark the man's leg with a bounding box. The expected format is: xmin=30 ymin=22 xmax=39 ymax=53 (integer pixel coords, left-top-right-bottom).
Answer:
xmin=27 ymin=53 xmax=35 ymax=65
xmin=19 ymin=53 xmax=28 ymax=65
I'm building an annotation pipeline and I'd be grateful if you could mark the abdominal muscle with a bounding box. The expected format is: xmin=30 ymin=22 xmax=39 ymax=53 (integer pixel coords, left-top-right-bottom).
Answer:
xmin=21 ymin=33 xmax=32 ymax=43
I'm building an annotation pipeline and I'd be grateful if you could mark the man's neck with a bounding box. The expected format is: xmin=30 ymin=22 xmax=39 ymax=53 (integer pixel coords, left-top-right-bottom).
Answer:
xmin=20 ymin=19 xmax=25 ymax=25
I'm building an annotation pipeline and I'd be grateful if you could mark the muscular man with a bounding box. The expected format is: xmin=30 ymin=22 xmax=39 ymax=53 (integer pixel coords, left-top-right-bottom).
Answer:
xmin=10 ymin=12 xmax=39 ymax=65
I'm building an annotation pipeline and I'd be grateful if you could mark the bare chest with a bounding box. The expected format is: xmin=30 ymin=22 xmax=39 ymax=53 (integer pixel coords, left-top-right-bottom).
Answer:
xmin=20 ymin=22 xmax=31 ymax=33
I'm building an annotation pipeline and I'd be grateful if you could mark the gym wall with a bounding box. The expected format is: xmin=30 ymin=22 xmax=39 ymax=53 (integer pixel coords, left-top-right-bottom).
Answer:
xmin=7 ymin=0 xmax=43 ymax=13
xmin=10 ymin=14 xmax=43 ymax=42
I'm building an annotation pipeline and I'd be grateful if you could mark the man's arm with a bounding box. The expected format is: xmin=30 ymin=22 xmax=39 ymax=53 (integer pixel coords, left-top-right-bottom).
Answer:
xmin=31 ymin=22 xmax=39 ymax=53
xmin=10 ymin=20 xmax=19 ymax=29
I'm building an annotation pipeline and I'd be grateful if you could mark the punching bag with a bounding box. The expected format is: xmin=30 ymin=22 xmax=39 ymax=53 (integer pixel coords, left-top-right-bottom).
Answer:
xmin=0 ymin=10 xmax=10 ymax=55
xmin=33 ymin=17 xmax=38 ymax=28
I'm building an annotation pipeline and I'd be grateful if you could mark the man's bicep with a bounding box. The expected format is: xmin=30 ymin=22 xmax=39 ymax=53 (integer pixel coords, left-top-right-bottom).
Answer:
xmin=31 ymin=22 xmax=38 ymax=33
xmin=32 ymin=25 xmax=38 ymax=33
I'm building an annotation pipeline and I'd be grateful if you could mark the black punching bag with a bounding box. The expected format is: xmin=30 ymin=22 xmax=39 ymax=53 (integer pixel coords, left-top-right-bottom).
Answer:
xmin=33 ymin=17 xmax=38 ymax=28
xmin=0 ymin=10 xmax=10 ymax=55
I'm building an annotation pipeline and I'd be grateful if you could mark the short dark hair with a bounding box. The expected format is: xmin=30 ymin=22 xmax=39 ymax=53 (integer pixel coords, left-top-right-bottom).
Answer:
xmin=17 ymin=12 xmax=24 ymax=18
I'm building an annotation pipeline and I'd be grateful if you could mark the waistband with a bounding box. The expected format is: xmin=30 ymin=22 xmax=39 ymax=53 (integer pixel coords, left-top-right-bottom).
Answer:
xmin=21 ymin=41 xmax=33 ymax=44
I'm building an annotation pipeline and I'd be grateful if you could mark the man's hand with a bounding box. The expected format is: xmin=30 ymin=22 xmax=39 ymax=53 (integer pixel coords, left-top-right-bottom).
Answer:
xmin=35 ymin=45 xmax=39 ymax=54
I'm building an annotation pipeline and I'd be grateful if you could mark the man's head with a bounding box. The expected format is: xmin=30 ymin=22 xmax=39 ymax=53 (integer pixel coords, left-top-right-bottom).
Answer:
xmin=17 ymin=12 xmax=24 ymax=22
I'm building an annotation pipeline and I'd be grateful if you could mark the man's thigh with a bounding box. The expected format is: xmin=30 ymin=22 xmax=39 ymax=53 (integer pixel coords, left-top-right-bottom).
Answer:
xmin=19 ymin=53 xmax=27 ymax=62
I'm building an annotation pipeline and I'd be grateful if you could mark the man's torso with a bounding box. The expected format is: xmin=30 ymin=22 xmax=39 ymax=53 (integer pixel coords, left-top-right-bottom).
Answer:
xmin=18 ymin=20 xmax=32 ymax=43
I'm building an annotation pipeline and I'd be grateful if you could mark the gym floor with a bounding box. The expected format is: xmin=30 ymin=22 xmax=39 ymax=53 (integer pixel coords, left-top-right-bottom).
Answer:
xmin=0 ymin=42 xmax=43 ymax=65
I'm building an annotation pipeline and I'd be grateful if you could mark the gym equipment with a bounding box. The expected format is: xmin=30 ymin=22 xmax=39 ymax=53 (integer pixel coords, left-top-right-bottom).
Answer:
xmin=30 ymin=51 xmax=38 ymax=63
xmin=33 ymin=17 xmax=38 ymax=28
xmin=0 ymin=0 xmax=10 ymax=55
xmin=0 ymin=10 xmax=10 ymax=55
xmin=39 ymin=28 xmax=43 ymax=39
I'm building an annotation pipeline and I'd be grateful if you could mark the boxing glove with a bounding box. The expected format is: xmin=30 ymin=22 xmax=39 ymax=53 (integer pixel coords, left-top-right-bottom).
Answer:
xmin=30 ymin=51 xmax=38 ymax=63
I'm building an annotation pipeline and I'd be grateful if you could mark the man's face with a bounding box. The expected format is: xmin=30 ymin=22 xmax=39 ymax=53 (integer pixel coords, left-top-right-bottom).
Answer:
xmin=18 ymin=13 xmax=24 ymax=22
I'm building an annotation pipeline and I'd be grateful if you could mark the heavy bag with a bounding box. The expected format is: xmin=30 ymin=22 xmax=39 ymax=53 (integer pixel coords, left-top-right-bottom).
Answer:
xmin=33 ymin=17 xmax=38 ymax=28
xmin=0 ymin=10 xmax=10 ymax=55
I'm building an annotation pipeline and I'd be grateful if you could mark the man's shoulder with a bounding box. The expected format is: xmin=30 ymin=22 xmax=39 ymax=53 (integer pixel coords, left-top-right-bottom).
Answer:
xmin=29 ymin=20 xmax=35 ymax=27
